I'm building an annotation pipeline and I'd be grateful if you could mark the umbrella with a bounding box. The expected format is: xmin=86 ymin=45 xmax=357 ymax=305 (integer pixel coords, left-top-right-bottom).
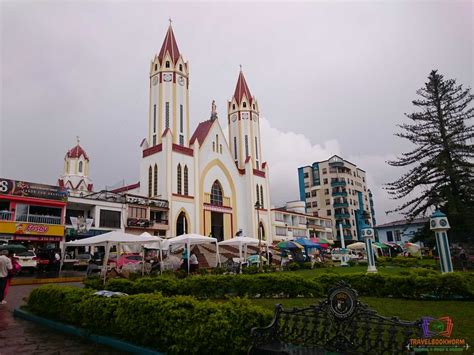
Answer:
xmin=374 ymin=242 xmax=389 ymax=249
xmin=404 ymin=242 xmax=421 ymax=254
xmin=247 ymin=254 xmax=268 ymax=264
xmin=310 ymin=238 xmax=329 ymax=248
xmin=276 ymin=241 xmax=304 ymax=250
xmin=0 ymin=244 xmax=27 ymax=253
xmin=295 ymin=238 xmax=322 ymax=249
xmin=347 ymin=242 xmax=366 ymax=250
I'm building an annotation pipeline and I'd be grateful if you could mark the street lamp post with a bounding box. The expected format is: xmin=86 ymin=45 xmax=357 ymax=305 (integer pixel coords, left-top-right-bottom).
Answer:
xmin=255 ymin=201 xmax=263 ymax=272
xmin=430 ymin=210 xmax=453 ymax=273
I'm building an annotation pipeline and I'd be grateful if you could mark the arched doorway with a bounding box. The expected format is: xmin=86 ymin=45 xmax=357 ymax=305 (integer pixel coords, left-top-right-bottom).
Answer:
xmin=210 ymin=181 xmax=224 ymax=241
xmin=176 ymin=211 xmax=188 ymax=236
xmin=259 ymin=222 xmax=266 ymax=241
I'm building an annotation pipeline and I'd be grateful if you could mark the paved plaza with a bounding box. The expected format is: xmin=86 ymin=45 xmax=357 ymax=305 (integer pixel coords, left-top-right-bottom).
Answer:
xmin=0 ymin=283 xmax=125 ymax=355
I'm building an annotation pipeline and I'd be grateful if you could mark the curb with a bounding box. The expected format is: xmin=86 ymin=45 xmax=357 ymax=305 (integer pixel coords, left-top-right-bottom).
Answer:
xmin=11 ymin=277 xmax=84 ymax=286
xmin=14 ymin=308 xmax=163 ymax=354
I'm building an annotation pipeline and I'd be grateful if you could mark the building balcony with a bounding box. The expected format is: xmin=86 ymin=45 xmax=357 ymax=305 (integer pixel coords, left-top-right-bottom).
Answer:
xmin=16 ymin=214 xmax=62 ymax=225
xmin=336 ymin=223 xmax=352 ymax=229
xmin=333 ymin=202 xmax=349 ymax=208
xmin=332 ymin=191 xmax=348 ymax=197
xmin=331 ymin=181 xmax=347 ymax=187
xmin=0 ymin=211 xmax=13 ymax=221
xmin=335 ymin=213 xmax=350 ymax=219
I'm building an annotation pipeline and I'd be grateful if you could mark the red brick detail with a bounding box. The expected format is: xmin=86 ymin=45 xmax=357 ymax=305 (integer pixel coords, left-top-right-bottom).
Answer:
xmin=143 ymin=144 xmax=162 ymax=157
xmin=172 ymin=144 xmax=193 ymax=156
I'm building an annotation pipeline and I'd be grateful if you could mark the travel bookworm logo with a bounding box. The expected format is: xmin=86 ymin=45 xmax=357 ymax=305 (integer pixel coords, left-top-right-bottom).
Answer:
xmin=407 ymin=316 xmax=469 ymax=353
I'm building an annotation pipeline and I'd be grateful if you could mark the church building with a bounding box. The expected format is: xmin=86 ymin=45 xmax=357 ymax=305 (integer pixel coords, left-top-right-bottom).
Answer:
xmin=124 ymin=23 xmax=272 ymax=241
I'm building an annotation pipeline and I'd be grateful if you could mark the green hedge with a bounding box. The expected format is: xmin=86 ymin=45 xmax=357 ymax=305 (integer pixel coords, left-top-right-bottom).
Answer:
xmin=84 ymin=271 xmax=474 ymax=300
xmin=313 ymin=272 xmax=474 ymax=299
xmin=377 ymin=256 xmax=437 ymax=268
xmin=26 ymin=285 xmax=272 ymax=354
xmin=86 ymin=273 xmax=322 ymax=298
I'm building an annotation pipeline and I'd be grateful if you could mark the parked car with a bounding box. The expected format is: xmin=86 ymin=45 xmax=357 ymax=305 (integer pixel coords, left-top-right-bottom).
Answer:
xmin=116 ymin=254 xmax=143 ymax=271
xmin=13 ymin=251 xmax=38 ymax=273
xmin=73 ymin=254 xmax=92 ymax=270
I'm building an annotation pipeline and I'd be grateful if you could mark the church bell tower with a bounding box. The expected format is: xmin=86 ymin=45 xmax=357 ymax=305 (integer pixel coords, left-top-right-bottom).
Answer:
xmin=148 ymin=21 xmax=190 ymax=148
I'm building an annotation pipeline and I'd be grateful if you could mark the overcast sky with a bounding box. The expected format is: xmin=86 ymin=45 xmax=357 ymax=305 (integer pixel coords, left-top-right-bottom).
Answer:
xmin=1 ymin=1 xmax=472 ymax=224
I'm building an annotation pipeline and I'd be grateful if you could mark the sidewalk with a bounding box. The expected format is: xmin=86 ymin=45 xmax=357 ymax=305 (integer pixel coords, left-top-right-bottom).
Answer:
xmin=0 ymin=283 xmax=126 ymax=354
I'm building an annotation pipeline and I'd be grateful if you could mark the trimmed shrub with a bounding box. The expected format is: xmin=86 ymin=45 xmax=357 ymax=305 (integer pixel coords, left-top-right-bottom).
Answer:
xmin=26 ymin=286 xmax=272 ymax=354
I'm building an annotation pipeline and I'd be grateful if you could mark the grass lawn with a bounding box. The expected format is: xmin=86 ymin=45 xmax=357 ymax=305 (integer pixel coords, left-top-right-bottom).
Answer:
xmin=250 ymin=297 xmax=473 ymax=346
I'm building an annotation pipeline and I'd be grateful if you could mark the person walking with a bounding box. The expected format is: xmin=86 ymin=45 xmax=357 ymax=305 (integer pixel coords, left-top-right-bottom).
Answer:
xmin=4 ymin=252 xmax=21 ymax=299
xmin=0 ymin=250 xmax=13 ymax=305
xmin=189 ymin=250 xmax=199 ymax=273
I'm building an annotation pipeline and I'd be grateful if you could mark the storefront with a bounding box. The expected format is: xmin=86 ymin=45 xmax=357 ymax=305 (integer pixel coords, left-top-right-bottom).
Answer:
xmin=0 ymin=177 xmax=67 ymax=250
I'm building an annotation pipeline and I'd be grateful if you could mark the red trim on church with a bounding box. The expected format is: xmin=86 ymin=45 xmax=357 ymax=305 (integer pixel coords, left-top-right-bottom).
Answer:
xmin=111 ymin=182 xmax=140 ymax=193
xmin=190 ymin=119 xmax=214 ymax=146
xmin=172 ymin=144 xmax=193 ymax=156
xmin=143 ymin=144 xmax=162 ymax=157
xmin=233 ymin=70 xmax=253 ymax=105
xmin=172 ymin=193 xmax=194 ymax=199
xmin=253 ymin=169 xmax=266 ymax=178
xmin=158 ymin=25 xmax=181 ymax=64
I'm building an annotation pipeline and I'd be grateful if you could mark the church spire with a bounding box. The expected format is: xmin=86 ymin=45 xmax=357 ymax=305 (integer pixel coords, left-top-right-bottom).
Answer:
xmin=233 ymin=68 xmax=253 ymax=105
xmin=158 ymin=22 xmax=180 ymax=64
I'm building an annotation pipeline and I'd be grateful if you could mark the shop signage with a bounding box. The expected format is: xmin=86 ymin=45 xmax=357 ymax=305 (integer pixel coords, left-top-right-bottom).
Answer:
xmin=0 ymin=221 xmax=65 ymax=237
xmin=0 ymin=178 xmax=68 ymax=202
xmin=13 ymin=235 xmax=62 ymax=242
xmin=203 ymin=203 xmax=232 ymax=213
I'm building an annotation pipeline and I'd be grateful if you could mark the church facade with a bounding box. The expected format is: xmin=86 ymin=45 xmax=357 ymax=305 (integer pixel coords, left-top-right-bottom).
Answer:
xmin=130 ymin=24 xmax=272 ymax=241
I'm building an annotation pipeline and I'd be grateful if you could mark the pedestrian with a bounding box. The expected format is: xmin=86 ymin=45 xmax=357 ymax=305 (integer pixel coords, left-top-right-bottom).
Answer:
xmin=181 ymin=247 xmax=189 ymax=272
xmin=0 ymin=250 xmax=13 ymax=305
xmin=189 ymin=249 xmax=199 ymax=273
xmin=459 ymin=246 xmax=467 ymax=272
xmin=4 ymin=252 xmax=21 ymax=299
xmin=54 ymin=249 xmax=61 ymax=271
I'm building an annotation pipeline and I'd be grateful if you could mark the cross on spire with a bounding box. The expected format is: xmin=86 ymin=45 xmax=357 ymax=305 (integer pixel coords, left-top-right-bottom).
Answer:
xmin=169 ymin=17 xmax=172 ymax=25
xmin=76 ymin=136 xmax=80 ymax=145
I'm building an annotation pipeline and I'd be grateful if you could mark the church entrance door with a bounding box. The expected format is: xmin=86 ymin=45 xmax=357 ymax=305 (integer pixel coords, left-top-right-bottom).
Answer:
xmin=176 ymin=211 xmax=188 ymax=236
xmin=211 ymin=212 xmax=224 ymax=241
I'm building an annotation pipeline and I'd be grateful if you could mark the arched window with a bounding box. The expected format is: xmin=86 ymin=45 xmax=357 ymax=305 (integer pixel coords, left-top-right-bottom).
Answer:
xmin=78 ymin=161 xmax=83 ymax=173
xmin=148 ymin=166 xmax=153 ymax=197
xmin=179 ymin=64 xmax=183 ymax=71
xmin=232 ymin=104 xmax=235 ymax=110
xmin=153 ymin=164 xmax=158 ymax=196
xmin=243 ymin=102 xmax=247 ymax=108
xmin=165 ymin=61 xmax=170 ymax=68
xmin=210 ymin=180 xmax=223 ymax=206
xmin=184 ymin=165 xmax=188 ymax=196
xmin=256 ymin=185 xmax=260 ymax=206
xmin=260 ymin=185 xmax=264 ymax=209
xmin=154 ymin=64 xmax=157 ymax=71
xmin=66 ymin=161 xmax=70 ymax=173
xmin=177 ymin=164 xmax=182 ymax=195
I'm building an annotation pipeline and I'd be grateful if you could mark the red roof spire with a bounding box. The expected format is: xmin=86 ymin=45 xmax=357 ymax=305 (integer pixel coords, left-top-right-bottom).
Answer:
xmin=233 ymin=67 xmax=253 ymax=105
xmin=66 ymin=136 xmax=89 ymax=160
xmin=158 ymin=22 xmax=181 ymax=65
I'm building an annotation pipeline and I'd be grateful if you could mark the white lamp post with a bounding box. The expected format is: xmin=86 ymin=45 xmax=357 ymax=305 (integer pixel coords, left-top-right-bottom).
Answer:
xmin=255 ymin=201 xmax=263 ymax=272
xmin=361 ymin=222 xmax=377 ymax=273
xmin=430 ymin=210 xmax=453 ymax=273
xmin=338 ymin=223 xmax=349 ymax=266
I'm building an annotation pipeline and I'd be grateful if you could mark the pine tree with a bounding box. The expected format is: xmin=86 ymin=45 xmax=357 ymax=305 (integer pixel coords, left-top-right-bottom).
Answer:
xmin=386 ymin=70 xmax=474 ymax=241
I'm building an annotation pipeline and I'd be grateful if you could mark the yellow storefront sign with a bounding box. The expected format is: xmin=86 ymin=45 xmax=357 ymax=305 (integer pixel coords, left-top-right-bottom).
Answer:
xmin=0 ymin=221 xmax=64 ymax=237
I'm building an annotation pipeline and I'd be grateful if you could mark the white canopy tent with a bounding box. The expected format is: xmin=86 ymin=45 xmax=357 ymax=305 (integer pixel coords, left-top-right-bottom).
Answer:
xmin=63 ymin=230 xmax=163 ymax=281
xmin=218 ymin=236 xmax=268 ymax=272
xmin=164 ymin=234 xmax=220 ymax=274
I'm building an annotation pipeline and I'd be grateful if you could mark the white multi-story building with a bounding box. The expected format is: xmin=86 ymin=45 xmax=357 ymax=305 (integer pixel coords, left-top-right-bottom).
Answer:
xmin=298 ymin=155 xmax=375 ymax=242
xmin=118 ymin=23 xmax=272 ymax=242
xmin=271 ymin=201 xmax=333 ymax=242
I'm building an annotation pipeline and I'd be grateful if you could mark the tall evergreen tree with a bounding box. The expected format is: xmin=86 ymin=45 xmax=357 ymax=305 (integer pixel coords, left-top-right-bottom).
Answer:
xmin=386 ymin=70 xmax=474 ymax=241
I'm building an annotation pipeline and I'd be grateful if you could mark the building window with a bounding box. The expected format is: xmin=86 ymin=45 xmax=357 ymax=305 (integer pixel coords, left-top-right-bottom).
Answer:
xmin=245 ymin=135 xmax=249 ymax=157
xmin=387 ymin=231 xmax=394 ymax=242
xmin=256 ymin=185 xmax=260 ymax=206
xmin=179 ymin=64 xmax=183 ymax=71
xmin=324 ymin=189 xmax=329 ymax=195
xmin=153 ymin=164 xmax=158 ymax=196
xmin=312 ymin=201 xmax=318 ymax=208
xmin=311 ymin=190 xmax=317 ymax=197
xmin=276 ymin=227 xmax=287 ymax=236
xmin=78 ymin=161 xmax=83 ymax=173
xmin=177 ymin=164 xmax=182 ymax=194
xmin=179 ymin=135 xmax=184 ymax=146
xmin=154 ymin=64 xmax=157 ymax=71
xmin=327 ymin=210 xmax=332 ymax=216
xmin=210 ymin=180 xmax=223 ymax=206
xmin=180 ymin=104 xmax=183 ymax=133
xmin=325 ymin=199 xmax=330 ymax=205
xmin=243 ymin=102 xmax=247 ymax=108
xmin=232 ymin=104 xmax=235 ymax=110
xmin=165 ymin=61 xmax=170 ymax=68
xmin=323 ymin=178 xmax=328 ymax=184
xmin=322 ymin=168 xmax=327 ymax=174
xmin=99 ymin=210 xmax=121 ymax=228
xmin=153 ymin=135 xmax=156 ymax=146
xmin=148 ymin=166 xmax=152 ymax=197
xmin=219 ymin=144 xmax=222 ymax=154
xmin=256 ymin=161 xmax=259 ymax=169
xmin=129 ymin=207 xmax=146 ymax=219
xmin=395 ymin=230 xmax=401 ymax=242
xmin=255 ymin=137 xmax=259 ymax=159
xmin=153 ymin=104 xmax=157 ymax=133
xmin=233 ymin=137 xmax=237 ymax=160
xmin=212 ymin=142 xmax=215 ymax=152
xmin=260 ymin=185 xmax=264 ymax=208
xmin=165 ymin=102 xmax=170 ymax=128
xmin=184 ymin=165 xmax=188 ymax=196
xmin=304 ymin=172 xmax=309 ymax=178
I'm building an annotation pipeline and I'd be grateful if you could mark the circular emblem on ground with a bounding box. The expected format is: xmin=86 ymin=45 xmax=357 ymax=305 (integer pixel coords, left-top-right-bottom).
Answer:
xmin=329 ymin=287 xmax=357 ymax=319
